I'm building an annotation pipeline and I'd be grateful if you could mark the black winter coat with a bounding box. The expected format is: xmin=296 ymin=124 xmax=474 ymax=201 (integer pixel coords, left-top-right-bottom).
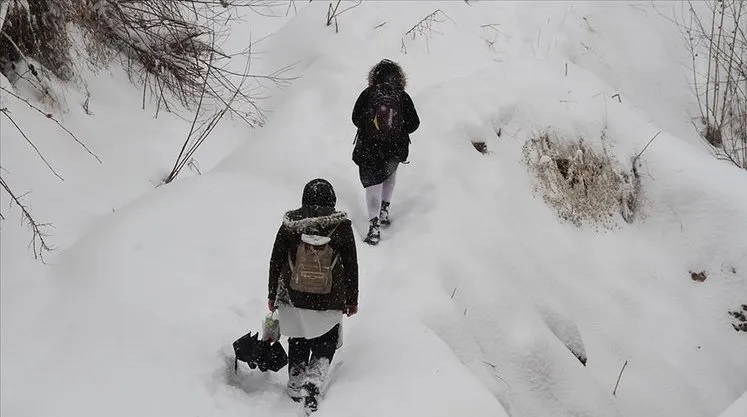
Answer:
xmin=268 ymin=206 xmax=359 ymax=311
xmin=351 ymin=86 xmax=420 ymax=166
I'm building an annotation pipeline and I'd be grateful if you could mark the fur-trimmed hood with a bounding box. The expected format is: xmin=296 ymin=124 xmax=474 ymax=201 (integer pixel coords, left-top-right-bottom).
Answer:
xmin=368 ymin=59 xmax=406 ymax=89
xmin=282 ymin=210 xmax=349 ymax=234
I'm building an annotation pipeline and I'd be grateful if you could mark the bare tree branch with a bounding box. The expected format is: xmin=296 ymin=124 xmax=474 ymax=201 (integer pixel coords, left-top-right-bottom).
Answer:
xmin=0 ymin=175 xmax=54 ymax=262
xmin=0 ymin=85 xmax=102 ymax=163
xmin=634 ymin=131 xmax=662 ymax=161
xmin=0 ymin=107 xmax=64 ymax=181
xmin=613 ymin=360 xmax=628 ymax=397
xmin=325 ymin=0 xmax=361 ymax=33
xmin=401 ymin=9 xmax=454 ymax=54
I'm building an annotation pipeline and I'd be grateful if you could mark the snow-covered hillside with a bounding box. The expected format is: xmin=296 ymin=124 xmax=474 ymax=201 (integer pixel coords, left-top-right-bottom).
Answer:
xmin=2 ymin=2 xmax=746 ymax=417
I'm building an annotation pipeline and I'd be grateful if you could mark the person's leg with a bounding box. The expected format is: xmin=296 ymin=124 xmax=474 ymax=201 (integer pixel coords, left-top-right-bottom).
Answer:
xmin=364 ymin=183 xmax=383 ymax=221
xmin=309 ymin=324 xmax=340 ymax=364
xmin=287 ymin=337 xmax=311 ymax=400
xmin=303 ymin=325 xmax=341 ymax=411
xmin=363 ymin=184 xmax=383 ymax=244
xmin=380 ymin=171 xmax=397 ymax=225
xmin=381 ymin=170 xmax=397 ymax=203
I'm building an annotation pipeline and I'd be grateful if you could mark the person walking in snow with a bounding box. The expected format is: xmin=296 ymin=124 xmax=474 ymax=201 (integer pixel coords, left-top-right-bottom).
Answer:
xmin=267 ymin=178 xmax=359 ymax=413
xmin=352 ymin=58 xmax=420 ymax=245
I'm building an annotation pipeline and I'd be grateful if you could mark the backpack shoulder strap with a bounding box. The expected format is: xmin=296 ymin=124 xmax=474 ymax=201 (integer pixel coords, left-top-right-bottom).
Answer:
xmin=327 ymin=223 xmax=342 ymax=270
xmin=326 ymin=222 xmax=341 ymax=238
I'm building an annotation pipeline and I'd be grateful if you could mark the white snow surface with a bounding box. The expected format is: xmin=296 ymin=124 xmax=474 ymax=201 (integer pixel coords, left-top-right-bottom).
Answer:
xmin=2 ymin=2 xmax=747 ymax=417
xmin=718 ymin=390 xmax=747 ymax=417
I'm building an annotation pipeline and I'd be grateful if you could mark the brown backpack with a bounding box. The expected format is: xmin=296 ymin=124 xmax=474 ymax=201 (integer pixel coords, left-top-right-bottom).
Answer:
xmin=288 ymin=226 xmax=339 ymax=295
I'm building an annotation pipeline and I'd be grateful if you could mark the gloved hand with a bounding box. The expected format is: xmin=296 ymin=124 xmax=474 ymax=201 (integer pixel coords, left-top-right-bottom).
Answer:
xmin=345 ymin=305 xmax=358 ymax=317
xmin=267 ymin=299 xmax=277 ymax=312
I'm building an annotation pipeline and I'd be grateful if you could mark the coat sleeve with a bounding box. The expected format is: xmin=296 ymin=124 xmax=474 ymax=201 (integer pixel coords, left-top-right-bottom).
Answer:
xmin=352 ymin=88 xmax=371 ymax=130
xmin=402 ymin=92 xmax=420 ymax=135
xmin=337 ymin=221 xmax=359 ymax=306
xmin=268 ymin=225 xmax=289 ymax=300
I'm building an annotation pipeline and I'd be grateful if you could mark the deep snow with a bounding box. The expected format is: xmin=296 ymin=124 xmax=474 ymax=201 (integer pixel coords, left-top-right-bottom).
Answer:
xmin=2 ymin=2 xmax=746 ymax=417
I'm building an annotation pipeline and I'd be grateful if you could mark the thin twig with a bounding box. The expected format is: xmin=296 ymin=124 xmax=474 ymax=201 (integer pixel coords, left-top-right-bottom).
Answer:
xmin=404 ymin=9 xmax=451 ymax=39
xmin=325 ymin=0 xmax=361 ymax=29
xmin=0 ymin=109 xmax=64 ymax=181
xmin=0 ymin=176 xmax=54 ymax=261
xmin=286 ymin=0 xmax=297 ymax=17
xmin=163 ymin=34 xmax=257 ymax=184
xmin=164 ymin=45 xmax=213 ymax=184
xmin=0 ymin=86 xmax=102 ymax=163
xmin=634 ymin=131 xmax=662 ymax=160
xmin=613 ymin=360 xmax=628 ymax=397
xmin=401 ymin=9 xmax=453 ymax=54
xmin=326 ymin=1 xmax=340 ymax=26
xmin=333 ymin=0 xmax=362 ymax=18
xmin=482 ymin=361 xmax=512 ymax=391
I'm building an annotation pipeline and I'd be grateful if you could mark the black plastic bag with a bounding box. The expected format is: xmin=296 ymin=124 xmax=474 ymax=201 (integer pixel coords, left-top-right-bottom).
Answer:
xmin=261 ymin=340 xmax=288 ymax=372
xmin=233 ymin=331 xmax=263 ymax=371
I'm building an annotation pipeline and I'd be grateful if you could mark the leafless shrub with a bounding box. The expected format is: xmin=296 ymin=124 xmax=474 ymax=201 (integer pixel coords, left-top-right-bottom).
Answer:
xmin=2 ymin=1 xmax=296 ymax=118
xmin=1 ymin=1 xmax=298 ymax=258
xmin=665 ymin=0 xmax=746 ymax=169
xmin=523 ymin=130 xmax=640 ymax=228
xmin=162 ymin=55 xmax=246 ymax=184
xmin=401 ymin=9 xmax=454 ymax=54
xmin=73 ymin=1 xmax=294 ymax=121
xmin=0 ymin=0 xmax=74 ymax=82
xmin=0 ymin=0 xmax=76 ymax=107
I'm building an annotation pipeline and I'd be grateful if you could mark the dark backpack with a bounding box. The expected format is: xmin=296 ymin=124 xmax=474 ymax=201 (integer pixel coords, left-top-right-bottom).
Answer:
xmin=368 ymin=82 xmax=404 ymax=139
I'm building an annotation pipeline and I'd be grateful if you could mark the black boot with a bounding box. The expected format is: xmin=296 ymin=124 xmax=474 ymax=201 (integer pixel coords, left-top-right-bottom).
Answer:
xmin=363 ymin=217 xmax=381 ymax=245
xmin=303 ymin=382 xmax=320 ymax=413
xmin=301 ymin=356 xmax=330 ymax=414
xmin=380 ymin=201 xmax=391 ymax=226
xmin=287 ymin=364 xmax=305 ymax=402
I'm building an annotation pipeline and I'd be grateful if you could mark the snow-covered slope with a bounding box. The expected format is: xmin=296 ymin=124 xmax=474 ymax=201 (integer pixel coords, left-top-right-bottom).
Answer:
xmin=718 ymin=391 xmax=747 ymax=417
xmin=2 ymin=2 xmax=746 ymax=417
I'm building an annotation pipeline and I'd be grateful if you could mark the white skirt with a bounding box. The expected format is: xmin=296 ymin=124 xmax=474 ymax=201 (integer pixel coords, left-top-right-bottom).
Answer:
xmin=278 ymin=305 xmax=343 ymax=344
